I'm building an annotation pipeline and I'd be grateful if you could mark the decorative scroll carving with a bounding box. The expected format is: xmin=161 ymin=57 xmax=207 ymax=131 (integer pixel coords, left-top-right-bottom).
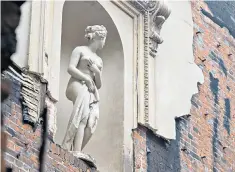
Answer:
xmin=149 ymin=1 xmax=171 ymax=57
xmin=129 ymin=0 xmax=158 ymax=12
xmin=129 ymin=1 xmax=170 ymax=57
xmin=129 ymin=0 xmax=171 ymax=124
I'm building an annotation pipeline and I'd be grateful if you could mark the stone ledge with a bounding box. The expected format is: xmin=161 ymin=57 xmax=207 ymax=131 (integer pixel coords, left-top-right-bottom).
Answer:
xmin=47 ymin=142 xmax=97 ymax=171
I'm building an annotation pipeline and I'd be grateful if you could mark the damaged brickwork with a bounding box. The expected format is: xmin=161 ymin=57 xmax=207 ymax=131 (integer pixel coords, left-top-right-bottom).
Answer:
xmin=133 ymin=1 xmax=235 ymax=172
xmin=2 ymin=71 xmax=97 ymax=172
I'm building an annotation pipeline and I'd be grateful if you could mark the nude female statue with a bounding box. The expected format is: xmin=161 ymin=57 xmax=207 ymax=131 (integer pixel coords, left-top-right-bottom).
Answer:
xmin=62 ymin=25 xmax=107 ymax=152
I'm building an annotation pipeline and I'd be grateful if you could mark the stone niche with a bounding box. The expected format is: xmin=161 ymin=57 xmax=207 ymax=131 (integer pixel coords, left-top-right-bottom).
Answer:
xmin=55 ymin=1 xmax=137 ymax=172
xmin=14 ymin=0 xmax=173 ymax=171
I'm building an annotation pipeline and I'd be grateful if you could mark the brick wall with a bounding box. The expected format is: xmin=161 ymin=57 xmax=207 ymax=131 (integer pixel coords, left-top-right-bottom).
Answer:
xmin=180 ymin=1 xmax=235 ymax=171
xmin=2 ymin=73 xmax=97 ymax=172
xmin=133 ymin=1 xmax=235 ymax=172
xmin=133 ymin=125 xmax=147 ymax=172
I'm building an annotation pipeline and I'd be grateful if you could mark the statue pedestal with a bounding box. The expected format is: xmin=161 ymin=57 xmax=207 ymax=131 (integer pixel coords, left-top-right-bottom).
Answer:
xmin=70 ymin=151 xmax=97 ymax=168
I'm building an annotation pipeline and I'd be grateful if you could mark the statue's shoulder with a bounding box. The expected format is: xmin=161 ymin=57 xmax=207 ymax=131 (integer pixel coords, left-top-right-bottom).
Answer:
xmin=73 ymin=46 xmax=87 ymax=53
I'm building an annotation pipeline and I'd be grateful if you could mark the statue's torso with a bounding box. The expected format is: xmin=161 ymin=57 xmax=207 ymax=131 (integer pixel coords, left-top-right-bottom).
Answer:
xmin=77 ymin=47 xmax=102 ymax=79
xmin=66 ymin=46 xmax=102 ymax=101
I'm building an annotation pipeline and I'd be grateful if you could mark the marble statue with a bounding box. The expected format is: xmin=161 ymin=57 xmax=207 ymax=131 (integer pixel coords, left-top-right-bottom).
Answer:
xmin=62 ymin=25 xmax=107 ymax=152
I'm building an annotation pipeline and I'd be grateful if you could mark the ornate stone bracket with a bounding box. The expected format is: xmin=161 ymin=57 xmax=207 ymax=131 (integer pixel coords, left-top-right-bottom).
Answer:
xmin=129 ymin=0 xmax=171 ymax=57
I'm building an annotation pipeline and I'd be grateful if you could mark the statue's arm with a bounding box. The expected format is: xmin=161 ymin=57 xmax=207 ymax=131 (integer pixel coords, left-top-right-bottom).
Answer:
xmin=67 ymin=47 xmax=89 ymax=82
xmin=94 ymin=60 xmax=103 ymax=89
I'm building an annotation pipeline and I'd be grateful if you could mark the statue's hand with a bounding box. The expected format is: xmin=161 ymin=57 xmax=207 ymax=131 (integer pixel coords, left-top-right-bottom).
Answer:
xmin=88 ymin=59 xmax=100 ymax=74
xmin=85 ymin=77 xmax=95 ymax=92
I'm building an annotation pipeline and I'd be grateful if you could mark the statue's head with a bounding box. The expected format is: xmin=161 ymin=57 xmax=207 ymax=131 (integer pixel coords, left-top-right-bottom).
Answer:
xmin=85 ymin=25 xmax=107 ymax=50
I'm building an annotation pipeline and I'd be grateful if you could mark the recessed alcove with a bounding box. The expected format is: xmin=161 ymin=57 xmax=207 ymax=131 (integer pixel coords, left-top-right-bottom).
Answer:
xmin=54 ymin=1 xmax=137 ymax=171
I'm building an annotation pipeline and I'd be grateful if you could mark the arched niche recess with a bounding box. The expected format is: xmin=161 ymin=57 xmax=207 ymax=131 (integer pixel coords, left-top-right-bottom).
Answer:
xmin=53 ymin=1 xmax=139 ymax=172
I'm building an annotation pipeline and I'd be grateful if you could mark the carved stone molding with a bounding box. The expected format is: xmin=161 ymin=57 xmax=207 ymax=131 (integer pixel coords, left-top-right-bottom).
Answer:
xmin=128 ymin=1 xmax=171 ymax=126
xmin=21 ymin=72 xmax=47 ymax=128
xmin=5 ymin=66 xmax=47 ymax=128
xmin=28 ymin=1 xmax=54 ymax=81
xmin=20 ymin=72 xmax=42 ymax=126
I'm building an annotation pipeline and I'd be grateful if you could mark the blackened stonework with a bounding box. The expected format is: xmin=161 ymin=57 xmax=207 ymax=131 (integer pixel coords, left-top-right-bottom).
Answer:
xmin=146 ymin=119 xmax=181 ymax=172
xmin=1 ymin=1 xmax=25 ymax=72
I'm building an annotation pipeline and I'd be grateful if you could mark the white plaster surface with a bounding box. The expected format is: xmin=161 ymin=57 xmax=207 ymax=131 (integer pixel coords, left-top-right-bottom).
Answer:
xmin=98 ymin=2 xmax=136 ymax=171
xmin=154 ymin=1 xmax=204 ymax=139
xmin=48 ymin=1 xmax=64 ymax=101
xmin=11 ymin=1 xmax=31 ymax=68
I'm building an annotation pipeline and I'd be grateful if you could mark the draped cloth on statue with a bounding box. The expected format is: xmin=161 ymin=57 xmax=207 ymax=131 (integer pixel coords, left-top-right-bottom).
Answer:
xmin=61 ymin=80 xmax=99 ymax=151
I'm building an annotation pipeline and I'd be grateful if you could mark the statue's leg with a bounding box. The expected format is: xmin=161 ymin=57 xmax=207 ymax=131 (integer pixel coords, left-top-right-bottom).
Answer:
xmin=81 ymin=124 xmax=92 ymax=150
xmin=62 ymin=93 xmax=85 ymax=151
xmin=81 ymin=104 xmax=99 ymax=150
xmin=73 ymin=119 xmax=87 ymax=151
xmin=73 ymin=96 xmax=90 ymax=151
